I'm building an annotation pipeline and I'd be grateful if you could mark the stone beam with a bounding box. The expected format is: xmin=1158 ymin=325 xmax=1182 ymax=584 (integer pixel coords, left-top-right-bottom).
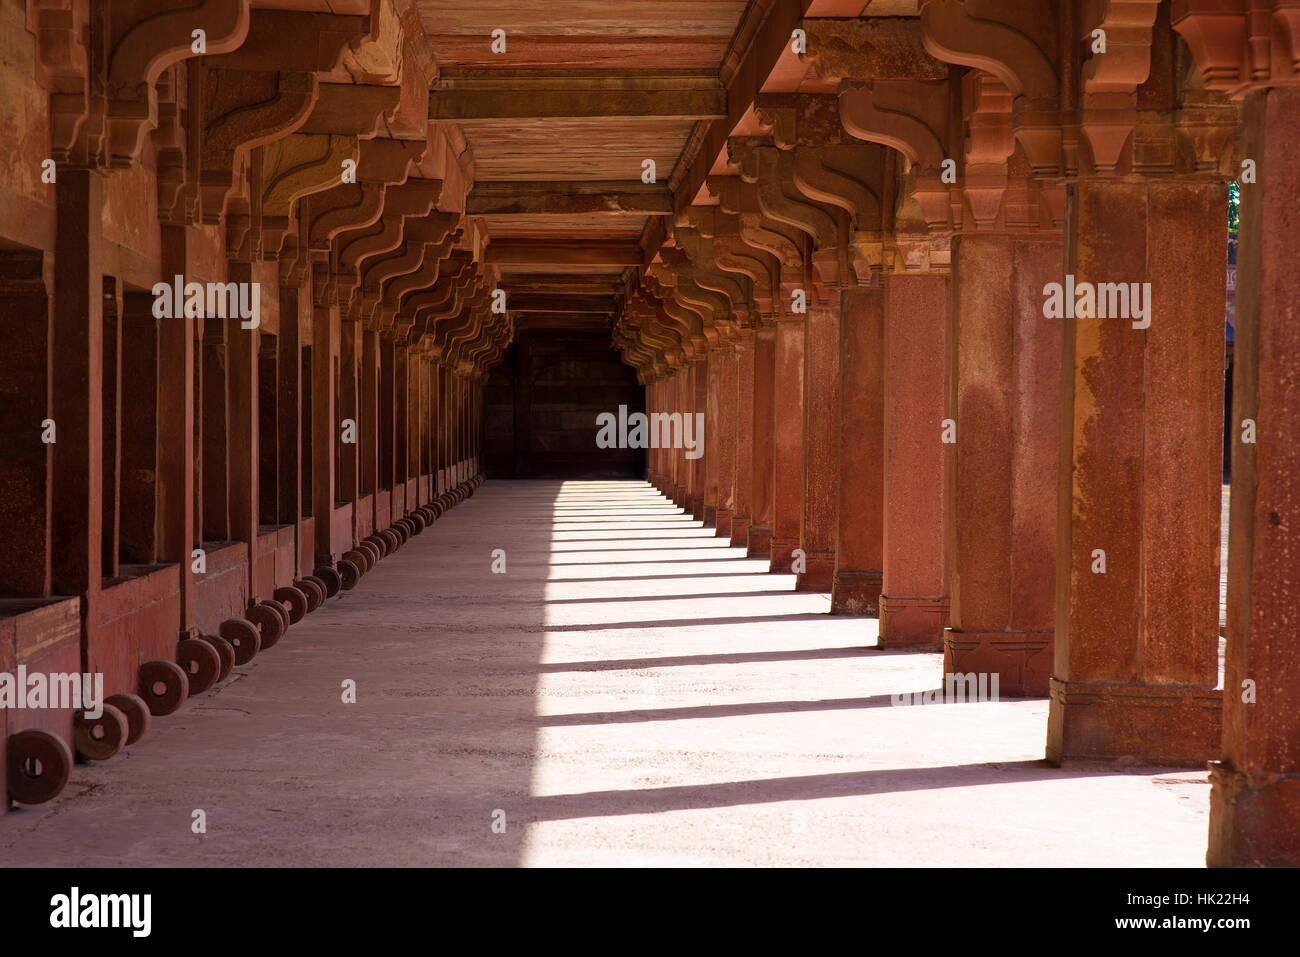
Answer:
xmin=504 ymin=294 xmax=619 ymax=314
xmin=430 ymin=87 xmax=726 ymax=122
xmin=484 ymin=241 xmax=644 ymax=267
xmin=466 ymin=182 xmax=673 ymax=217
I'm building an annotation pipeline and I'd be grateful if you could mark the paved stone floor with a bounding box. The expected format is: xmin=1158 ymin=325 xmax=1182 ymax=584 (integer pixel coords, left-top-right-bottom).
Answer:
xmin=0 ymin=481 xmax=1211 ymax=867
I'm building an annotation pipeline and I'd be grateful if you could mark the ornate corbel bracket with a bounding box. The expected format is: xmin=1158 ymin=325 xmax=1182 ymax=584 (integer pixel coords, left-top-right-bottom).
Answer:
xmin=199 ymin=68 xmax=318 ymax=225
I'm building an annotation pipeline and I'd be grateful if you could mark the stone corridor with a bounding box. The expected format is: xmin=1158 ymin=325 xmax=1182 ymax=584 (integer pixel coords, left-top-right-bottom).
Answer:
xmin=1 ymin=0 xmax=1296 ymax=877
xmin=0 ymin=482 xmax=1208 ymax=868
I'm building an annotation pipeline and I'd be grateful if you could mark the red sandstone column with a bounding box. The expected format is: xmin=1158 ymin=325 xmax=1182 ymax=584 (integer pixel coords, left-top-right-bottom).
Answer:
xmin=748 ymin=324 xmax=776 ymax=556
xmin=159 ymin=225 xmax=197 ymax=623
xmin=943 ymin=234 xmax=1061 ymax=694
xmin=703 ymin=350 xmax=721 ymax=527
xmin=380 ymin=336 xmax=396 ymax=496
xmin=361 ymin=329 xmax=379 ymax=523
xmin=200 ymin=315 xmax=229 ymax=542
xmin=770 ymin=315 xmax=804 ymax=572
xmin=277 ymin=279 xmax=307 ymax=574
xmin=832 ymin=284 xmax=885 ymax=614
xmin=257 ymin=335 xmax=278 ymax=529
xmin=311 ymin=295 xmax=337 ymax=563
xmin=691 ymin=360 xmax=706 ymax=520
xmin=714 ymin=346 xmax=737 ymax=537
xmin=1209 ymin=86 xmax=1300 ymax=864
xmin=658 ymin=377 xmax=671 ymax=493
xmin=1047 ymin=179 xmax=1225 ymax=766
xmin=879 ymin=273 xmax=950 ymax=648
xmin=432 ymin=363 xmax=443 ymax=495
xmin=645 ymin=379 xmax=657 ymax=486
xmin=227 ymin=259 xmax=260 ymax=592
xmin=798 ymin=300 xmax=839 ymax=591
xmin=407 ymin=349 xmax=421 ymax=501
xmin=339 ymin=319 xmax=361 ymax=511
xmin=395 ymin=343 xmax=410 ymax=506
xmin=102 ymin=278 xmax=122 ymax=580
xmin=431 ymin=362 xmax=440 ymax=495
xmin=681 ymin=366 xmax=691 ymax=504
xmin=730 ymin=334 xmax=755 ymax=547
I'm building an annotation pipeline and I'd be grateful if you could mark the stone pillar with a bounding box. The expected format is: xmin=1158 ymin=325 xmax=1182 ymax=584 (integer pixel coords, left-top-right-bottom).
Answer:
xmin=798 ymin=300 xmax=839 ymax=591
xmin=674 ymin=369 xmax=688 ymax=506
xmin=730 ymin=334 xmax=755 ymax=547
xmin=0 ymin=250 xmax=52 ymax=596
xmin=436 ymin=364 xmax=447 ymax=496
xmin=101 ymin=278 xmax=122 ymax=580
xmin=691 ymin=360 xmax=706 ymax=520
xmin=395 ymin=342 xmax=409 ymax=503
xmin=645 ymin=379 xmax=659 ymax=487
xmin=277 ymin=281 xmax=303 ymax=535
xmin=407 ymin=348 xmax=420 ymax=496
xmin=704 ymin=352 xmax=721 ymax=527
xmin=714 ymin=346 xmax=737 ymax=537
xmin=879 ymin=273 xmax=950 ymax=648
xmin=1047 ymin=178 xmax=1225 ymax=766
xmin=418 ymin=355 xmax=431 ymax=499
xmin=1208 ymin=84 xmax=1300 ymax=866
xmin=159 ymin=226 xmax=197 ymax=622
xmin=944 ymin=233 xmax=1061 ymax=694
xmin=769 ymin=316 xmax=805 ymax=572
xmin=200 ymin=315 xmax=230 ymax=542
xmin=832 ymin=284 xmax=885 ymax=614
xmin=226 ymin=260 xmax=259 ymax=588
xmin=257 ymin=334 xmax=278 ymax=527
xmin=339 ymin=318 xmax=361 ymax=507
xmin=311 ymin=296 xmax=336 ymax=563
xmin=379 ymin=336 xmax=396 ymax=494
xmin=749 ymin=324 xmax=776 ymax=557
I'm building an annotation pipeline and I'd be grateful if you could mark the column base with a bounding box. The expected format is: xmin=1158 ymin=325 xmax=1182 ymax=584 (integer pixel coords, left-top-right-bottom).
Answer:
xmin=830 ymin=569 xmax=882 ymax=615
xmin=769 ymin=536 xmax=798 ymax=574
xmin=690 ymin=496 xmax=704 ymax=521
xmin=1208 ymin=763 xmax=1300 ymax=867
xmin=703 ymin=504 xmax=717 ymax=528
xmin=747 ymin=524 xmax=771 ymax=557
xmin=795 ymin=550 xmax=834 ymax=592
xmin=672 ymin=485 xmax=686 ymax=508
xmin=1046 ymin=677 xmax=1222 ymax=767
xmin=878 ymin=594 xmax=948 ymax=650
xmin=729 ymin=515 xmax=751 ymax=548
xmin=943 ymin=629 xmax=1052 ymax=697
xmin=715 ymin=507 xmax=732 ymax=538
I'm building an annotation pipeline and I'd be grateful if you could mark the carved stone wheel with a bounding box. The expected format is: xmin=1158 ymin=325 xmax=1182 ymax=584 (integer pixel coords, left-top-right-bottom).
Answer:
xmin=74 ymin=703 xmax=129 ymax=761
xmin=177 ymin=636 xmax=222 ymax=695
xmin=197 ymin=634 xmax=235 ymax=683
xmin=313 ymin=565 xmax=343 ymax=597
xmin=6 ymin=729 xmax=72 ymax=805
xmin=337 ymin=558 xmax=361 ymax=590
xmin=138 ymin=659 xmax=189 ymax=716
xmin=273 ymin=585 xmax=309 ymax=624
xmin=105 ymin=692 xmax=152 ymax=745
xmin=218 ymin=618 xmax=261 ymax=666
xmin=247 ymin=602 xmax=286 ymax=649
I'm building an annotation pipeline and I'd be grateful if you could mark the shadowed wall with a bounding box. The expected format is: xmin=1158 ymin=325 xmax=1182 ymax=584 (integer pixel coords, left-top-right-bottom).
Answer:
xmin=485 ymin=331 xmax=645 ymax=479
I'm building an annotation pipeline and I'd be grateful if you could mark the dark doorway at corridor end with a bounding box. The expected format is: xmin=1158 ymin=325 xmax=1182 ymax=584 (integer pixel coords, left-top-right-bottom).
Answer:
xmin=484 ymin=330 xmax=645 ymax=480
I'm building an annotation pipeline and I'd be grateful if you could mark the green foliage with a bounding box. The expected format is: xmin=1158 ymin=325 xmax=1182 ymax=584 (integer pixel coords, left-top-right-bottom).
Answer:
xmin=1229 ymin=181 xmax=1240 ymax=232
